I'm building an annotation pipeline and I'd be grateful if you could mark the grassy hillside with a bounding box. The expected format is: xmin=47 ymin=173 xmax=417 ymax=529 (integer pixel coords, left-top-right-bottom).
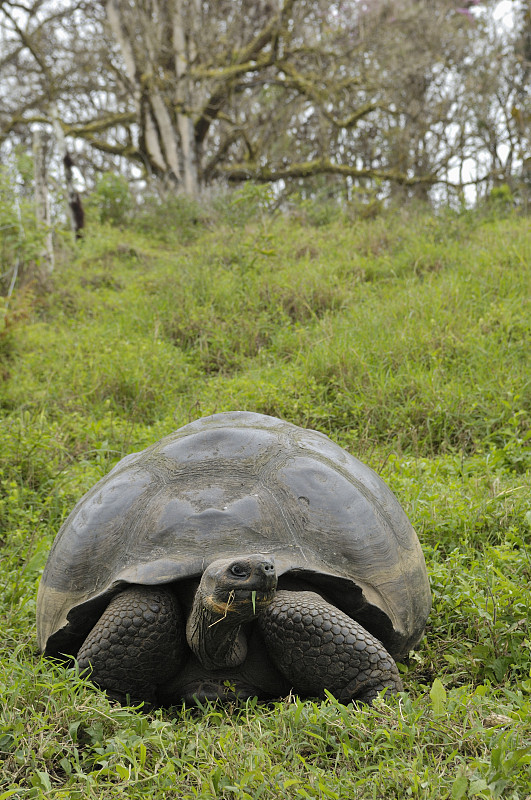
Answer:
xmin=1 ymin=198 xmax=530 ymax=798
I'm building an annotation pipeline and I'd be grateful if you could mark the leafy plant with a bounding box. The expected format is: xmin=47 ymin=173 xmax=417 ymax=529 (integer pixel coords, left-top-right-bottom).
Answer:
xmin=86 ymin=173 xmax=133 ymax=226
xmin=0 ymin=165 xmax=48 ymax=294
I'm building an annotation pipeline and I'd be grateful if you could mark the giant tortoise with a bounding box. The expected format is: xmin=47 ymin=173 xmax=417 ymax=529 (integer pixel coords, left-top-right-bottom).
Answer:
xmin=37 ymin=411 xmax=431 ymax=705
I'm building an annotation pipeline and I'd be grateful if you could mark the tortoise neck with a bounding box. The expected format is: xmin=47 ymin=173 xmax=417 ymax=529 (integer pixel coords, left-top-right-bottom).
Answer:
xmin=186 ymin=589 xmax=248 ymax=671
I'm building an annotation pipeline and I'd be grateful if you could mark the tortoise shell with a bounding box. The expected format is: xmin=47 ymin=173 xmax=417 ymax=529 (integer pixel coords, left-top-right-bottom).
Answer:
xmin=37 ymin=412 xmax=431 ymax=661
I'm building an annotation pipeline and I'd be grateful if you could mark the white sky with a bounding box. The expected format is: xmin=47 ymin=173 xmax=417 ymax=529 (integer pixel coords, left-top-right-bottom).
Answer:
xmin=492 ymin=0 xmax=515 ymax=26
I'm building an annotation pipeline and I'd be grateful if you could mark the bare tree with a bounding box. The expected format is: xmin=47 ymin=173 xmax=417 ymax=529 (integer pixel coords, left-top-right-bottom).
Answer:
xmin=0 ymin=0 xmax=527 ymax=203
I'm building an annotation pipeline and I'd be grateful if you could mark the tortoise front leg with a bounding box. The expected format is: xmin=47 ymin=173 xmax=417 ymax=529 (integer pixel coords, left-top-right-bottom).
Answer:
xmin=258 ymin=590 xmax=403 ymax=704
xmin=76 ymin=585 xmax=186 ymax=704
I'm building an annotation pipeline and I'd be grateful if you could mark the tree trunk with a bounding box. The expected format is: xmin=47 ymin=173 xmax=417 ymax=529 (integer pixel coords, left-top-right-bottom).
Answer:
xmin=33 ymin=129 xmax=54 ymax=274
xmin=50 ymin=105 xmax=85 ymax=238
xmin=173 ymin=0 xmax=199 ymax=196
xmin=105 ymin=0 xmax=199 ymax=191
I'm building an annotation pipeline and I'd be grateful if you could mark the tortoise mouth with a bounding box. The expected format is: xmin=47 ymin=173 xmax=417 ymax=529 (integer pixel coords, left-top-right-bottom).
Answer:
xmin=206 ymin=587 xmax=276 ymax=616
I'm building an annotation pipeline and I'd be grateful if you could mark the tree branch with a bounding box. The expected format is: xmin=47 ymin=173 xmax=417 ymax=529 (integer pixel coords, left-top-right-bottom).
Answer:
xmin=217 ymin=158 xmax=440 ymax=186
xmin=194 ymin=0 xmax=298 ymax=146
xmin=65 ymin=112 xmax=137 ymax=136
xmin=279 ymin=62 xmax=379 ymax=129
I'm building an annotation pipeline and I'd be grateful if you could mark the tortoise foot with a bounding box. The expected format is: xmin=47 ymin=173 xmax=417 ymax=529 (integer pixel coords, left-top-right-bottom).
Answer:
xmin=259 ymin=590 xmax=403 ymax=704
xmin=76 ymin=585 xmax=185 ymax=703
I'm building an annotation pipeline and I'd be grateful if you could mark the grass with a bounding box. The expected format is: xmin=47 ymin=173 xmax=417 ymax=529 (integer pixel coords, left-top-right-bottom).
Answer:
xmin=1 ymin=196 xmax=530 ymax=798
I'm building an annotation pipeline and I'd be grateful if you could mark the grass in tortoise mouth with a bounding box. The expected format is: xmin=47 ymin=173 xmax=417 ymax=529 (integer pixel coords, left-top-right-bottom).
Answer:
xmin=207 ymin=589 xmax=271 ymax=626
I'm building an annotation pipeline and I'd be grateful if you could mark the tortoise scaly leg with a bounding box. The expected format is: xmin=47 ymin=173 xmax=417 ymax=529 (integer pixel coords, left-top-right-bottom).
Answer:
xmin=259 ymin=590 xmax=403 ymax=704
xmin=76 ymin=585 xmax=185 ymax=704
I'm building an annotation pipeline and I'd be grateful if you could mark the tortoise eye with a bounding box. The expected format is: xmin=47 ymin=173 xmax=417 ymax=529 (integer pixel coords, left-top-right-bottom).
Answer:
xmin=230 ymin=563 xmax=248 ymax=578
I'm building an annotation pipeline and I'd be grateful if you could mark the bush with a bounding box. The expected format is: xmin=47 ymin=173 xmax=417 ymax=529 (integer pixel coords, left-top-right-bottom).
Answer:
xmin=87 ymin=173 xmax=133 ymax=226
xmin=0 ymin=165 xmax=49 ymax=294
xmin=134 ymin=193 xmax=210 ymax=243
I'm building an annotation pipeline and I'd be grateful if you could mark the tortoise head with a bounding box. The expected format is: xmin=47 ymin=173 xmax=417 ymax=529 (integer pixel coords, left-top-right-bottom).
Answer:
xmin=198 ymin=554 xmax=277 ymax=619
xmin=186 ymin=554 xmax=278 ymax=670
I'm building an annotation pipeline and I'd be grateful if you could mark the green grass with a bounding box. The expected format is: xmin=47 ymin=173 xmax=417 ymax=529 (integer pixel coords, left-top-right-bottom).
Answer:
xmin=1 ymin=200 xmax=530 ymax=798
